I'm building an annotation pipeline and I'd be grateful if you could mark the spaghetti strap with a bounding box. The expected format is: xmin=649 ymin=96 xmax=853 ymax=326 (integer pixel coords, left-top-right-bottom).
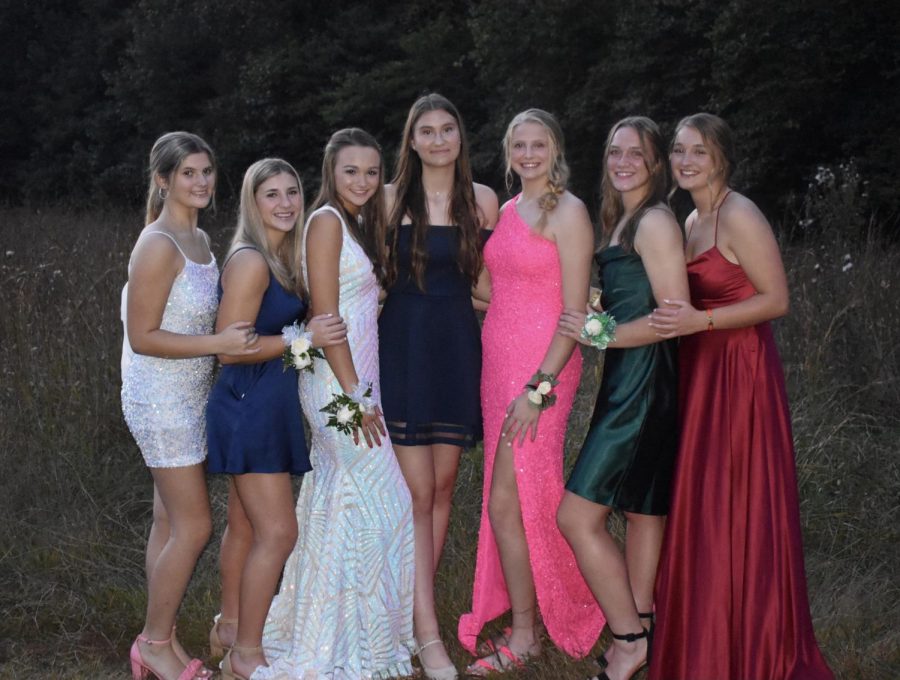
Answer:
xmin=713 ymin=190 xmax=732 ymax=245
xmin=222 ymin=244 xmax=259 ymax=269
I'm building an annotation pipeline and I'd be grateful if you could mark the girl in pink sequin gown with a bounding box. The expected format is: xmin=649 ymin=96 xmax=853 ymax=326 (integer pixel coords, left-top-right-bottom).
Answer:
xmin=460 ymin=109 xmax=605 ymax=672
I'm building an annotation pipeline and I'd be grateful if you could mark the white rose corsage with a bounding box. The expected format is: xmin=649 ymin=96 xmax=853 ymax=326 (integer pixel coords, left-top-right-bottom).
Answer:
xmin=581 ymin=311 xmax=617 ymax=350
xmin=320 ymin=381 xmax=377 ymax=436
xmin=525 ymin=371 xmax=559 ymax=411
xmin=281 ymin=321 xmax=324 ymax=373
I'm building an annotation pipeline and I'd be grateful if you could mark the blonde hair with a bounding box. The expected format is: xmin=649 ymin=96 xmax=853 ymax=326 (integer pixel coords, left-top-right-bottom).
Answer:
xmin=502 ymin=108 xmax=569 ymax=225
xmin=144 ymin=131 xmax=216 ymax=224
xmin=229 ymin=158 xmax=305 ymax=297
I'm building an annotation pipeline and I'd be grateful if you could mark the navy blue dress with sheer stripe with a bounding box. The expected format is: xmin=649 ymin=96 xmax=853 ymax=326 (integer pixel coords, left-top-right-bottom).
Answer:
xmin=379 ymin=224 xmax=482 ymax=448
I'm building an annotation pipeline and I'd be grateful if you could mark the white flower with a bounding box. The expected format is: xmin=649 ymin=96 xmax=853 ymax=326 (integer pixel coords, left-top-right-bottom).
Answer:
xmin=291 ymin=336 xmax=312 ymax=355
xmin=584 ymin=318 xmax=603 ymax=336
xmin=527 ymin=389 xmax=543 ymax=405
xmin=294 ymin=353 xmax=311 ymax=369
xmin=537 ymin=380 xmax=552 ymax=395
xmin=336 ymin=405 xmax=354 ymax=424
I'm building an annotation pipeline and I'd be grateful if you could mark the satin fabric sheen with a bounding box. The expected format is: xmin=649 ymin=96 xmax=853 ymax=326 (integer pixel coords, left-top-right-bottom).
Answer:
xmin=649 ymin=245 xmax=833 ymax=680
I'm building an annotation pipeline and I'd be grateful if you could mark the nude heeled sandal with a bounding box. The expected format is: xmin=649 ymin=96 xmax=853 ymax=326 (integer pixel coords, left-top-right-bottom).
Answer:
xmin=208 ymin=614 xmax=238 ymax=658
xmin=220 ymin=645 xmax=263 ymax=680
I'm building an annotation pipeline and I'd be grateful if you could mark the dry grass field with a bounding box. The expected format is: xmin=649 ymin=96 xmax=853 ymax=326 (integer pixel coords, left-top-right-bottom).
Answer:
xmin=1 ymin=171 xmax=897 ymax=678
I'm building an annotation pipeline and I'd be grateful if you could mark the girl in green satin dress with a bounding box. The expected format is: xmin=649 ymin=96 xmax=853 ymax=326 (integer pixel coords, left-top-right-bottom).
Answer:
xmin=556 ymin=117 xmax=688 ymax=680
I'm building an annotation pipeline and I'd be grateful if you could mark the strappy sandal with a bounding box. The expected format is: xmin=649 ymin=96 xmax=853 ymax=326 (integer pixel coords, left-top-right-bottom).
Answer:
xmin=130 ymin=633 xmax=205 ymax=680
xmin=595 ymin=611 xmax=654 ymax=669
xmin=467 ymin=644 xmax=538 ymax=676
xmin=589 ymin=627 xmax=648 ymax=680
xmin=220 ymin=645 xmax=263 ymax=680
xmin=209 ymin=613 xmax=238 ymax=658
xmin=172 ymin=624 xmax=214 ymax=678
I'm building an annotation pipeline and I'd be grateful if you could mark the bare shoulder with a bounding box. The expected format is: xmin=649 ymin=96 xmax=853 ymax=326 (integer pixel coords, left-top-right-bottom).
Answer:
xmin=225 ymin=246 xmax=267 ymax=274
xmin=553 ymin=191 xmax=591 ymax=230
xmin=638 ymin=204 xmax=681 ymax=237
xmin=130 ymin=226 xmax=181 ymax=269
xmin=474 ymin=182 xmax=499 ymax=229
xmin=720 ymin=192 xmax=772 ymax=239
xmin=307 ymin=208 xmax=342 ymax=233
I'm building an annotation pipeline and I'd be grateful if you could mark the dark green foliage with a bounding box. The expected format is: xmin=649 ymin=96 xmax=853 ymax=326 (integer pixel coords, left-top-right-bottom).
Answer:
xmin=2 ymin=1 xmax=899 ymax=223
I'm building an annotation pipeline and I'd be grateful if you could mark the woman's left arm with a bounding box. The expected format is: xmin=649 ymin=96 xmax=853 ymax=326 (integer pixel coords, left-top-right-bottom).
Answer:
xmin=650 ymin=196 xmax=789 ymax=337
xmin=502 ymin=197 xmax=593 ymax=445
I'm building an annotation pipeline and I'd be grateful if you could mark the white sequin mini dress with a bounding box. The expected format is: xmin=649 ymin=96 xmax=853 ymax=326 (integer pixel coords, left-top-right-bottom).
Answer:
xmin=121 ymin=231 xmax=218 ymax=468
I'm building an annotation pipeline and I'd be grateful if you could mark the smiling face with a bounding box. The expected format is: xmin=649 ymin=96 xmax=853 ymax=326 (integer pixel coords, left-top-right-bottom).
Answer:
xmin=670 ymin=125 xmax=720 ymax=191
xmin=160 ymin=152 xmax=215 ymax=209
xmin=606 ymin=125 xmax=653 ymax=197
xmin=508 ymin=121 xmax=552 ymax=182
xmin=333 ymin=145 xmax=381 ymax=215
xmin=411 ymin=108 xmax=461 ymax=168
xmin=255 ymin=172 xmax=302 ymax=235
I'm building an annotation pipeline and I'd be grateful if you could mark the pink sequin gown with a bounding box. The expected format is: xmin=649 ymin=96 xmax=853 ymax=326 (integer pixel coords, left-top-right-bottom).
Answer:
xmin=458 ymin=200 xmax=605 ymax=658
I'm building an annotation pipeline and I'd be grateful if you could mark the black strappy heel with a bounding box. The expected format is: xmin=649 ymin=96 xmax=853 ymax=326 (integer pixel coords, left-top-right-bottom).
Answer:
xmin=590 ymin=627 xmax=649 ymax=680
xmin=595 ymin=612 xmax=654 ymax=669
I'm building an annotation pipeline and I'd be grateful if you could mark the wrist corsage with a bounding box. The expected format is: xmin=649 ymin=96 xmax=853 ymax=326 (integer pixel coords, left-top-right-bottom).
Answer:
xmin=581 ymin=311 xmax=617 ymax=350
xmin=282 ymin=321 xmax=324 ymax=373
xmin=320 ymin=381 xmax=376 ymax=435
xmin=525 ymin=371 xmax=559 ymax=411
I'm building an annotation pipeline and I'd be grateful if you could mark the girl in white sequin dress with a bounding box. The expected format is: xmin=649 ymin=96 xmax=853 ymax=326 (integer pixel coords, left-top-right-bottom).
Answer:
xmin=254 ymin=129 xmax=415 ymax=680
xmin=121 ymin=132 xmax=260 ymax=680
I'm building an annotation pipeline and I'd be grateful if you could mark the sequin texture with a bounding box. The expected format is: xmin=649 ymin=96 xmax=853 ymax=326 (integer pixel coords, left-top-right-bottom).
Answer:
xmin=121 ymin=233 xmax=218 ymax=468
xmin=254 ymin=205 xmax=415 ymax=679
xmin=458 ymin=201 xmax=606 ymax=657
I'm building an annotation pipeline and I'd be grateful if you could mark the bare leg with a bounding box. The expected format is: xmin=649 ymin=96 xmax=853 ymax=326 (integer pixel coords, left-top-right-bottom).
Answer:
xmin=431 ymin=443 xmax=461 ymax=570
xmin=213 ymin=478 xmax=252 ymax=649
xmin=227 ymin=473 xmax=297 ymax=679
xmin=623 ymin=511 xmax=665 ymax=615
xmin=557 ymin=491 xmax=648 ymax=680
xmin=137 ymin=465 xmax=212 ymax=680
xmin=394 ymin=443 xmax=457 ymax=670
xmin=484 ymin=440 xmax=541 ymax=660
xmin=145 ymin=487 xmax=207 ymax=670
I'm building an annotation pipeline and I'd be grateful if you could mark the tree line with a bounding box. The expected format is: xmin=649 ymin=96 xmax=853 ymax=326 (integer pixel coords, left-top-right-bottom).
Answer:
xmin=3 ymin=0 xmax=898 ymax=226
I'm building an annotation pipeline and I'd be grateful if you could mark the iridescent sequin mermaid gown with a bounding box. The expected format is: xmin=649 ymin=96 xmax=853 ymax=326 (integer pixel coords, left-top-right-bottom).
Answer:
xmin=254 ymin=205 xmax=415 ymax=680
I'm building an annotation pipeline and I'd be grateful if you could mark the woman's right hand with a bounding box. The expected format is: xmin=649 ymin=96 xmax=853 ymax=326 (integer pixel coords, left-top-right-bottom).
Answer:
xmin=558 ymin=308 xmax=590 ymax=345
xmin=307 ymin=313 xmax=348 ymax=348
xmin=216 ymin=321 xmax=261 ymax=355
xmin=354 ymin=406 xmax=387 ymax=449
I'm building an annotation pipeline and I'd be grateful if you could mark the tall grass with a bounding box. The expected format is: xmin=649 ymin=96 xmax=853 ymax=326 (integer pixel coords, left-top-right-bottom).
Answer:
xmin=0 ymin=171 xmax=897 ymax=678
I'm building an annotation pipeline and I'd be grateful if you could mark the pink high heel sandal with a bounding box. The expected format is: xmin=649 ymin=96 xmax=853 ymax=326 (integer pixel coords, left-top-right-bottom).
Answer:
xmin=129 ymin=633 xmax=204 ymax=680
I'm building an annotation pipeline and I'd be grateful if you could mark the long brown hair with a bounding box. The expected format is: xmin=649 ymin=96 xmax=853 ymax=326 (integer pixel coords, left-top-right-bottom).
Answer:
xmin=387 ymin=93 xmax=482 ymax=290
xmin=599 ymin=117 xmax=670 ymax=252
xmin=502 ymin=108 xmax=568 ymax=229
xmin=308 ymin=128 xmax=388 ymax=286
xmin=230 ymin=158 xmax=305 ymax=297
xmin=144 ymin=131 xmax=216 ymax=224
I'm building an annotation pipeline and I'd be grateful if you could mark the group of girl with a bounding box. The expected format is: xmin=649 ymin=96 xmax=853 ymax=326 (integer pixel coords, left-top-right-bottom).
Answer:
xmin=120 ymin=94 xmax=833 ymax=680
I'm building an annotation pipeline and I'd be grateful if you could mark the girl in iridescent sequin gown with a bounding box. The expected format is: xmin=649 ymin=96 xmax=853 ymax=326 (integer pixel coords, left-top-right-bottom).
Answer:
xmin=121 ymin=132 xmax=260 ymax=680
xmin=255 ymin=129 xmax=415 ymax=680
xmin=460 ymin=110 xmax=605 ymax=673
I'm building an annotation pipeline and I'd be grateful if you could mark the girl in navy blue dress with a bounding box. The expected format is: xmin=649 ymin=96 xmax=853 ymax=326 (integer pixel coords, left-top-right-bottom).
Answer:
xmin=205 ymin=159 xmax=346 ymax=680
xmin=380 ymin=94 xmax=498 ymax=679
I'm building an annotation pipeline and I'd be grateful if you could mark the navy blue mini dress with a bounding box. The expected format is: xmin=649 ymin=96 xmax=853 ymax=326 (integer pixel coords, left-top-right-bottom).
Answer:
xmin=379 ymin=225 xmax=482 ymax=449
xmin=206 ymin=251 xmax=311 ymax=475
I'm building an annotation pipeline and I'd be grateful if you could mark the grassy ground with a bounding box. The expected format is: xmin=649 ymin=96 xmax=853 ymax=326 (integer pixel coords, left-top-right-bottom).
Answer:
xmin=0 ymin=192 xmax=897 ymax=678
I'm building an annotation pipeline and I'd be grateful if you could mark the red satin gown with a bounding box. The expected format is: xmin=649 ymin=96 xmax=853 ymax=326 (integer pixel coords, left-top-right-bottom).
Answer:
xmin=649 ymin=200 xmax=833 ymax=680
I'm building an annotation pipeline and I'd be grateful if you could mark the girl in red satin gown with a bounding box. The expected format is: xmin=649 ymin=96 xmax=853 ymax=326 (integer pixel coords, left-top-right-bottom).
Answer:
xmin=647 ymin=114 xmax=833 ymax=680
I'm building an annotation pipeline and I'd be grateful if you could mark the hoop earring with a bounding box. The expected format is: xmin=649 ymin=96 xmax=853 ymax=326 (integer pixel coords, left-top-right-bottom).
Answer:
xmin=158 ymin=187 xmax=169 ymax=200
